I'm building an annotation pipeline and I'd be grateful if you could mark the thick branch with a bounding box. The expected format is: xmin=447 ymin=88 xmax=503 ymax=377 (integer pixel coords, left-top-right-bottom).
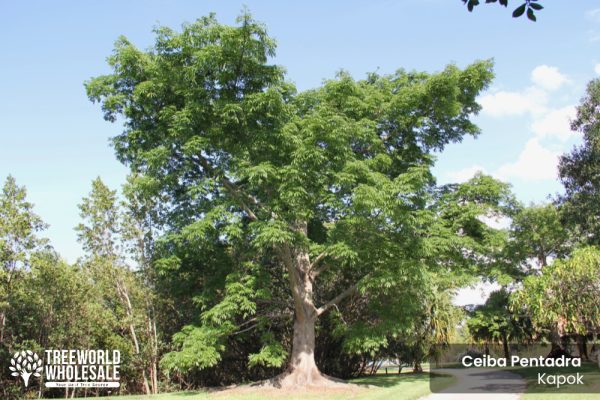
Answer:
xmin=311 ymin=262 xmax=332 ymax=280
xmin=235 ymin=311 xmax=293 ymax=331
xmin=232 ymin=324 xmax=258 ymax=336
xmin=275 ymin=244 xmax=305 ymax=315
xmin=194 ymin=154 xmax=259 ymax=221
xmin=316 ymin=282 xmax=360 ymax=316
xmin=309 ymin=251 xmax=327 ymax=272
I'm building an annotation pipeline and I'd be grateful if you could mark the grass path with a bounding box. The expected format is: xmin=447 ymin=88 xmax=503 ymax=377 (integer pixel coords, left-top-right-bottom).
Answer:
xmin=421 ymin=368 xmax=525 ymax=400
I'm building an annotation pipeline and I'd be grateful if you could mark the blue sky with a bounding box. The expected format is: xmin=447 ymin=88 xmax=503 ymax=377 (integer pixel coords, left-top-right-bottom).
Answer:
xmin=1 ymin=0 xmax=599 ymax=263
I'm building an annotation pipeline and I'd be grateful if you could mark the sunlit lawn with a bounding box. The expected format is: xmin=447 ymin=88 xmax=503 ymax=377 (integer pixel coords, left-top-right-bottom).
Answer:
xmin=102 ymin=371 xmax=454 ymax=400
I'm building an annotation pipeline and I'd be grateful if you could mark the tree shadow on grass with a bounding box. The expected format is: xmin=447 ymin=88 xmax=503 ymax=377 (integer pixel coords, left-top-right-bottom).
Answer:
xmin=170 ymin=391 xmax=204 ymax=397
xmin=350 ymin=372 xmax=433 ymax=388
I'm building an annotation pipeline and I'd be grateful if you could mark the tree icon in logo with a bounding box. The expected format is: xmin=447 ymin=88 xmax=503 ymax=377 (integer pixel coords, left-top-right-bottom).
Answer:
xmin=9 ymin=350 xmax=43 ymax=387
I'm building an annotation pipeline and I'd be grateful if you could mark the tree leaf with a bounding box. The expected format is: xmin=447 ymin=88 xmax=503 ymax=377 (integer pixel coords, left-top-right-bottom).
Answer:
xmin=512 ymin=3 xmax=527 ymax=17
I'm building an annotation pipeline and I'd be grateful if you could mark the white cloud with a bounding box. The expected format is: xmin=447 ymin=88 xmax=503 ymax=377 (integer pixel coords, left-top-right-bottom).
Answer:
xmin=595 ymin=63 xmax=600 ymax=75
xmin=586 ymin=8 xmax=600 ymax=23
xmin=531 ymin=105 xmax=576 ymax=142
xmin=478 ymin=215 xmax=511 ymax=230
xmin=591 ymin=33 xmax=600 ymax=43
xmin=586 ymin=10 xmax=600 ymax=42
xmin=453 ymin=281 xmax=501 ymax=306
xmin=531 ymin=65 xmax=569 ymax=91
xmin=445 ymin=138 xmax=565 ymax=188
xmin=479 ymin=65 xmax=570 ymax=118
xmin=446 ymin=165 xmax=486 ymax=183
xmin=462 ymin=65 xmax=579 ymax=186
xmin=479 ymin=87 xmax=547 ymax=117
xmin=495 ymin=138 xmax=560 ymax=182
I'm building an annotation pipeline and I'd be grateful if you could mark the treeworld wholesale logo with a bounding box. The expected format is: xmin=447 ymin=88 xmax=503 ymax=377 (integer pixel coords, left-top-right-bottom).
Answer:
xmin=10 ymin=350 xmax=43 ymax=387
xmin=10 ymin=349 xmax=120 ymax=388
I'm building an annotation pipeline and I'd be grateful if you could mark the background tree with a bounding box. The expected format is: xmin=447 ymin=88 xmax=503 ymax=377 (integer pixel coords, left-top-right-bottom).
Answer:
xmin=511 ymin=247 xmax=600 ymax=357
xmin=467 ymin=289 xmax=533 ymax=359
xmin=391 ymin=289 xmax=462 ymax=373
xmin=0 ymin=175 xmax=168 ymax=399
xmin=0 ymin=176 xmax=116 ymax=399
xmin=558 ymin=79 xmax=600 ymax=247
xmin=76 ymin=177 xmax=155 ymax=394
xmin=509 ymin=203 xmax=569 ymax=270
xmin=0 ymin=176 xmax=47 ymax=345
xmin=86 ymin=12 xmax=513 ymax=388
xmin=13 ymin=250 xmax=119 ymax=398
xmin=121 ymin=174 xmax=164 ymax=394
xmin=0 ymin=175 xmax=49 ymax=399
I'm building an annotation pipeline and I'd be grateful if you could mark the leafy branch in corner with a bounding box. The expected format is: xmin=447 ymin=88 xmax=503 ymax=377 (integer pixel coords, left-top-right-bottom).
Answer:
xmin=462 ymin=0 xmax=544 ymax=21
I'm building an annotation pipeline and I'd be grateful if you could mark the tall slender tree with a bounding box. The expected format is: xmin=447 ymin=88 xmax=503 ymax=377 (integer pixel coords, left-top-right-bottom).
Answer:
xmin=121 ymin=175 xmax=163 ymax=394
xmin=76 ymin=177 xmax=153 ymax=394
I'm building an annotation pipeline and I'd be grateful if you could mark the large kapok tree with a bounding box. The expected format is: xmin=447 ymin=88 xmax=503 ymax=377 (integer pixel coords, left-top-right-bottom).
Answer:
xmin=86 ymin=13 xmax=507 ymax=388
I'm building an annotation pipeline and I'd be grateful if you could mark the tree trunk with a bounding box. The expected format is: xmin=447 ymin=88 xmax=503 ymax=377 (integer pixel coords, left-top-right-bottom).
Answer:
xmin=358 ymin=356 xmax=367 ymax=376
xmin=577 ymin=335 xmax=588 ymax=360
xmin=550 ymin=327 xmax=562 ymax=351
xmin=280 ymin=246 xmax=325 ymax=387
xmin=117 ymin=279 xmax=151 ymax=395
xmin=0 ymin=312 xmax=5 ymax=344
xmin=413 ymin=361 xmax=423 ymax=373
xmin=147 ymin=315 xmax=159 ymax=394
xmin=281 ymin=316 xmax=321 ymax=385
xmin=502 ymin=332 xmax=510 ymax=360
xmin=268 ymin=238 xmax=347 ymax=389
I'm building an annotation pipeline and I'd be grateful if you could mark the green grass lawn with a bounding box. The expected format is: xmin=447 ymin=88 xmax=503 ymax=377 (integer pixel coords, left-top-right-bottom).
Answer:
xmin=102 ymin=372 xmax=454 ymax=400
xmin=511 ymin=362 xmax=600 ymax=400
